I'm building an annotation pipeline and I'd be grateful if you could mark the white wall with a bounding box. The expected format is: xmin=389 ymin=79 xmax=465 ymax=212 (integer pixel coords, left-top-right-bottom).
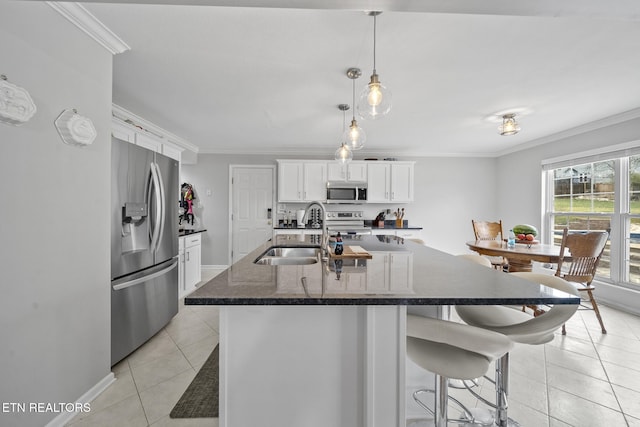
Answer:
xmin=497 ymin=116 xmax=640 ymax=313
xmin=0 ymin=3 xmax=112 ymax=426
xmin=182 ymin=154 xmax=499 ymax=265
xmin=182 ymin=154 xmax=282 ymax=265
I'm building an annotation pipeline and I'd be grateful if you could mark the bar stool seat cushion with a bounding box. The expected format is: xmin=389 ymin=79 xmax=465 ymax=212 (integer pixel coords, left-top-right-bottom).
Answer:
xmin=456 ymin=273 xmax=580 ymax=345
xmin=406 ymin=315 xmax=513 ymax=380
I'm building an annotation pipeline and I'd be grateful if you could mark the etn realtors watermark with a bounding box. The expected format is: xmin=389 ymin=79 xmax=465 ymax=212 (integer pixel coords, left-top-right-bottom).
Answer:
xmin=2 ymin=402 xmax=91 ymax=413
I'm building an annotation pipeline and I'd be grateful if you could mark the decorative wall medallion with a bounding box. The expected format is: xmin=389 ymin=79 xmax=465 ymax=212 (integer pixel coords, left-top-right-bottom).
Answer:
xmin=0 ymin=76 xmax=37 ymax=126
xmin=54 ymin=109 xmax=97 ymax=147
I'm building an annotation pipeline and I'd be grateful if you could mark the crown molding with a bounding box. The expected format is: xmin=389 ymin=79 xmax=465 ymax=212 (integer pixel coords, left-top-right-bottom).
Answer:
xmin=47 ymin=2 xmax=130 ymax=55
xmin=112 ymin=103 xmax=200 ymax=153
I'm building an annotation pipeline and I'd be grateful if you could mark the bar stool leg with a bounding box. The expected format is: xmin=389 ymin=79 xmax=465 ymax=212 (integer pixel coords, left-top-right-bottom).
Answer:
xmin=495 ymin=353 xmax=509 ymax=427
xmin=435 ymin=374 xmax=448 ymax=427
xmin=492 ymin=353 xmax=523 ymax=427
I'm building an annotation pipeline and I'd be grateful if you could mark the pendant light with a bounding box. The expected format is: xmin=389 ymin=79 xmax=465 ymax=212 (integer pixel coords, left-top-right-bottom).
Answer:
xmin=344 ymin=68 xmax=366 ymax=150
xmin=358 ymin=11 xmax=392 ymax=121
xmin=335 ymin=104 xmax=353 ymax=163
xmin=499 ymin=113 xmax=521 ymax=136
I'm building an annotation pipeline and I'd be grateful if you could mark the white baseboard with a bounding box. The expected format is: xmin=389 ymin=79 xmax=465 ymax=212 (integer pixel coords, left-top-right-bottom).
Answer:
xmin=596 ymin=280 xmax=640 ymax=316
xmin=45 ymin=372 xmax=115 ymax=427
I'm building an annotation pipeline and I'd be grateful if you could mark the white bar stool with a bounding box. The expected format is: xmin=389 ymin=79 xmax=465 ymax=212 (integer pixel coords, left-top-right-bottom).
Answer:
xmin=406 ymin=314 xmax=513 ymax=427
xmin=455 ymin=272 xmax=580 ymax=427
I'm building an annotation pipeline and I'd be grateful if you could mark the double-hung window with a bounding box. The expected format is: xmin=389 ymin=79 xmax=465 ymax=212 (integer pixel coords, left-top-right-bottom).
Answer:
xmin=543 ymin=143 xmax=640 ymax=288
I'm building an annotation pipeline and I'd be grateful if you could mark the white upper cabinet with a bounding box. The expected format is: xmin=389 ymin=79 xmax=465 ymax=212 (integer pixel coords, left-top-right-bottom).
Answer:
xmin=390 ymin=162 xmax=414 ymax=202
xmin=303 ymin=162 xmax=327 ymax=201
xmin=111 ymin=117 xmax=182 ymax=161
xmin=111 ymin=119 xmax=135 ymax=143
xmin=367 ymin=161 xmax=414 ymax=203
xmin=277 ymin=159 xmax=413 ymax=204
xmin=367 ymin=163 xmax=391 ymax=202
xmin=162 ymin=142 xmax=183 ymax=162
xmin=135 ymin=132 xmax=162 ymax=153
xmin=327 ymin=161 xmax=367 ymax=182
xmin=277 ymin=160 xmax=327 ymax=202
xmin=278 ymin=162 xmax=303 ymax=202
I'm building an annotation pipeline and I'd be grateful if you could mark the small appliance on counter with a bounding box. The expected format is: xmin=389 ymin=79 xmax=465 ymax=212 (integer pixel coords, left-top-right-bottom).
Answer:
xmin=296 ymin=209 xmax=306 ymax=228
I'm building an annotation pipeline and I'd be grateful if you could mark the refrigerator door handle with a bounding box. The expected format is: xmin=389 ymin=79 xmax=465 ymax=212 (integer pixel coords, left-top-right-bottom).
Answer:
xmin=153 ymin=162 xmax=167 ymax=252
xmin=112 ymin=258 xmax=178 ymax=291
xmin=149 ymin=162 xmax=163 ymax=253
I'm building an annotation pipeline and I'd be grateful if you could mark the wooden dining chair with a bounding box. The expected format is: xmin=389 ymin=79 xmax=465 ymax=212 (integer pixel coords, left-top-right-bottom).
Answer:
xmin=555 ymin=227 xmax=609 ymax=334
xmin=471 ymin=219 xmax=507 ymax=270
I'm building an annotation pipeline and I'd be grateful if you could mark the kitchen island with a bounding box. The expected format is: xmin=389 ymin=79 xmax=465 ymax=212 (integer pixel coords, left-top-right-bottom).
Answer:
xmin=186 ymin=235 xmax=578 ymax=426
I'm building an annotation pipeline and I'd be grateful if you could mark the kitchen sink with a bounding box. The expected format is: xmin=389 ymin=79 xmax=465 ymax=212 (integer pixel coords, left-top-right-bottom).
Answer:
xmin=254 ymin=257 xmax=319 ymax=265
xmin=263 ymin=247 xmax=320 ymax=258
xmin=254 ymin=246 xmax=321 ymax=265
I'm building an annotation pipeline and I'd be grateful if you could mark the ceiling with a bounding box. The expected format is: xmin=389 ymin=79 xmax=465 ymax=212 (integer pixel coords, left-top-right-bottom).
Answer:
xmin=79 ymin=0 xmax=640 ymax=157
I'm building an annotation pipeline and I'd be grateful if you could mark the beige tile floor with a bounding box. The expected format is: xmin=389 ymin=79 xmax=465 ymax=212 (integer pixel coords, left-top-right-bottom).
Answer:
xmin=67 ymin=269 xmax=640 ymax=427
xmin=440 ymin=303 xmax=640 ymax=427
xmin=66 ymin=269 xmax=224 ymax=427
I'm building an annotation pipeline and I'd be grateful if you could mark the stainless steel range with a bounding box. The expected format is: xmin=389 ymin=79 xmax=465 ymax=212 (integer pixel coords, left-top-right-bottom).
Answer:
xmin=325 ymin=210 xmax=372 ymax=235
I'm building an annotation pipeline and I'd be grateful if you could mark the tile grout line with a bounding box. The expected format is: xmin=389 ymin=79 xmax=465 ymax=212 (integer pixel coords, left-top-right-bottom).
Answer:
xmin=589 ymin=324 xmax=632 ymax=427
xmin=125 ymin=358 xmax=153 ymax=427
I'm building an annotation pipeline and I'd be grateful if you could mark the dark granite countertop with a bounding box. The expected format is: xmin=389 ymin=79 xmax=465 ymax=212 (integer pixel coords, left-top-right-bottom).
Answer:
xmin=273 ymin=222 xmax=323 ymax=230
xmin=179 ymin=228 xmax=207 ymax=237
xmin=274 ymin=221 xmax=422 ymax=230
xmin=365 ymin=219 xmax=422 ymax=230
xmin=185 ymin=234 xmax=579 ymax=306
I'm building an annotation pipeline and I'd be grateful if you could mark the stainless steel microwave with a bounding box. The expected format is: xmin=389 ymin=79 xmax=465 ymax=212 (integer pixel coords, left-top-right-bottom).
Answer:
xmin=326 ymin=182 xmax=367 ymax=203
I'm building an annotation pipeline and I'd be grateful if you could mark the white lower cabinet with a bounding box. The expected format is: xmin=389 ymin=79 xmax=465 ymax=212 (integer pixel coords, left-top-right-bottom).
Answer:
xmin=178 ymin=237 xmax=185 ymax=297
xmin=179 ymin=233 xmax=201 ymax=298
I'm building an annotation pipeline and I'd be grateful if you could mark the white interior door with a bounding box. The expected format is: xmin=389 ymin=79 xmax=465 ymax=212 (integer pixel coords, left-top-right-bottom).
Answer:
xmin=231 ymin=166 xmax=274 ymax=265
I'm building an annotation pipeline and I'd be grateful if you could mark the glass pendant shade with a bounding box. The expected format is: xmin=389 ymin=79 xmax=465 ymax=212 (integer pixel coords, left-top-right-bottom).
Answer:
xmin=343 ymin=118 xmax=366 ymax=150
xmin=335 ymin=143 xmax=353 ymax=163
xmin=499 ymin=114 xmax=520 ymax=136
xmin=358 ymin=73 xmax=392 ymax=120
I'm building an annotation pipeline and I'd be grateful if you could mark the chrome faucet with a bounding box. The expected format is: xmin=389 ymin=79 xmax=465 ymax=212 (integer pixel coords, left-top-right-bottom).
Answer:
xmin=302 ymin=201 xmax=328 ymax=259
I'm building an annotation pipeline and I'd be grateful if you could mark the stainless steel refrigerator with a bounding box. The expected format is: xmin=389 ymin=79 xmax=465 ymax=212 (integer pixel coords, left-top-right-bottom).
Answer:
xmin=111 ymin=136 xmax=179 ymax=366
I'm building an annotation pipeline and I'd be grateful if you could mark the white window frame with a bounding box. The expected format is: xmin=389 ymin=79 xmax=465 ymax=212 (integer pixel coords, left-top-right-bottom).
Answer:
xmin=542 ymin=141 xmax=640 ymax=290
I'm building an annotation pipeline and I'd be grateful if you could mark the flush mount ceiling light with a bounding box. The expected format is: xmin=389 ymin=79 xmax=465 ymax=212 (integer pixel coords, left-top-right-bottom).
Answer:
xmin=357 ymin=11 xmax=392 ymax=121
xmin=344 ymin=68 xmax=366 ymax=150
xmin=499 ymin=113 xmax=521 ymax=136
xmin=335 ymin=104 xmax=353 ymax=163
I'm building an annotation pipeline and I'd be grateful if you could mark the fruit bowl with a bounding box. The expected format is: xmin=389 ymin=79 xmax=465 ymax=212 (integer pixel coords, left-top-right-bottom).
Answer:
xmin=515 ymin=238 xmax=538 ymax=248
xmin=515 ymin=238 xmax=538 ymax=244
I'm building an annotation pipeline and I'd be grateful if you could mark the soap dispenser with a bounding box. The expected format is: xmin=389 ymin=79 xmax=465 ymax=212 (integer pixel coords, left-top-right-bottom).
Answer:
xmin=334 ymin=232 xmax=344 ymax=255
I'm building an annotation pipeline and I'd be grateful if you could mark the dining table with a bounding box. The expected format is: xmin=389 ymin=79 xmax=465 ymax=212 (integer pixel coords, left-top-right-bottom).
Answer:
xmin=466 ymin=239 xmax=566 ymax=272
